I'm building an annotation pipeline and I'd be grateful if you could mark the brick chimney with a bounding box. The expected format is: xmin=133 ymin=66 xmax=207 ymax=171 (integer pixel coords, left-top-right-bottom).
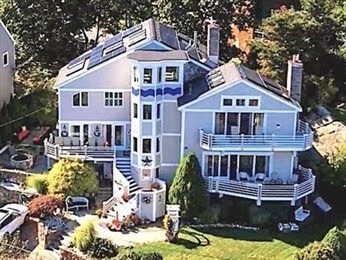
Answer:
xmin=206 ymin=17 xmax=220 ymax=65
xmin=286 ymin=54 xmax=303 ymax=102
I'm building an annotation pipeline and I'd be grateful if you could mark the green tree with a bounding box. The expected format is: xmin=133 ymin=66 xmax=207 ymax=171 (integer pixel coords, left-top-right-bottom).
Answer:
xmin=295 ymin=241 xmax=337 ymax=260
xmin=246 ymin=0 xmax=346 ymax=107
xmin=168 ymin=153 xmax=207 ymax=219
xmin=47 ymin=159 xmax=99 ymax=197
xmin=322 ymin=226 xmax=346 ymax=259
xmin=156 ymin=0 xmax=255 ymax=60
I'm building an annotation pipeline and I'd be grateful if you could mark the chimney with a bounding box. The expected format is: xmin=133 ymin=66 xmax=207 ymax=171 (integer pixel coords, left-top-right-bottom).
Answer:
xmin=206 ymin=17 xmax=220 ymax=65
xmin=286 ymin=54 xmax=303 ymax=102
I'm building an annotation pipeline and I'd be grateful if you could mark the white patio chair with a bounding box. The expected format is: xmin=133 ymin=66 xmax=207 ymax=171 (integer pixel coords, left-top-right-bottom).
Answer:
xmin=295 ymin=206 xmax=310 ymax=222
xmin=254 ymin=173 xmax=266 ymax=183
xmin=239 ymin=172 xmax=249 ymax=181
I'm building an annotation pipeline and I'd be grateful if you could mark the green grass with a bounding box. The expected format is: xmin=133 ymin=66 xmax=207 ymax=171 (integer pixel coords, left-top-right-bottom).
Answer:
xmin=136 ymin=226 xmax=329 ymax=260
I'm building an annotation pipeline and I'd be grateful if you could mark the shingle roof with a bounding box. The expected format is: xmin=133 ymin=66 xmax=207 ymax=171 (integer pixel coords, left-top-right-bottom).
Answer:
xmin=56 ymin=19 xmax=214 ymax=86
xmin=178 ymin=63 xmax=301 ymax=108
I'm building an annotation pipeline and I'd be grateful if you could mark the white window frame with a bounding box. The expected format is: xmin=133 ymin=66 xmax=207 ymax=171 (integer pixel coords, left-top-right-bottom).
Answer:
xmin=70 ymin=125 xmax=81 ymax=137
xmin=220 ymin=95 xmax=261 ymax=109
xmin=133 ymin=66 xmax=139 ymax=83
xmin=142 ymin=138 xmax=152 ymax=154
xmin=104 ymin=92 xmax=123 ymax=107
xmin=143 ymin=68 xmax=153 ymax=84
xmin=142 ymin=103 xmax=152 ymax=120
xmin=2 ymin=52 xmax=8 ymax=67
xmin=165 ymin=66 xmax=179 ymax=82
xmin=72 ymin=92 xmax=88 ymax=107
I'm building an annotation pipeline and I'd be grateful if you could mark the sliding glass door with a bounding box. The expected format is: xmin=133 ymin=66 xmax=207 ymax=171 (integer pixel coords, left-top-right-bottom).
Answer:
xmin=205 ymin=154 xmax=270 ymax=179
xmin=214 ymin=112 xmax=264 ymax=135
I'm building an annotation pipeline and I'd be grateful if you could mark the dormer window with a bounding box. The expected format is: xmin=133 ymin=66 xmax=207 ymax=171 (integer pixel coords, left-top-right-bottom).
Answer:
xmin=165 ymin=66 xmax=179 ymax=82
xmin=143 ymin=68 xmax=152 ymax=84
xmin=73 ymin=92 xmax=88 ymax=107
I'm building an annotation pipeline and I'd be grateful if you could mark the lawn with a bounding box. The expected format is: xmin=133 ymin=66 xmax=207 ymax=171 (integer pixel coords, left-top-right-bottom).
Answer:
xmin=135 ymin=225 xmax=329 ymax=260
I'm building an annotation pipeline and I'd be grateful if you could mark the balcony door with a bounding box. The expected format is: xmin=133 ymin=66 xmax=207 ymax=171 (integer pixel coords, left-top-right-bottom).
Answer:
xmin=214 ymin=112 xmax=238 ymax=135
xmin=240 ymin=113 xmax=251 ymax=135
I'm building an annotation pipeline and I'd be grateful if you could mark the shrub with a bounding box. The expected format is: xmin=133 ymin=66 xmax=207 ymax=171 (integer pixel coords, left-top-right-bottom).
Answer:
xmin=0 ymin=231 xmax=28 ymax=259
xmin=322 ymin=226 xmax=346 ymax=259
xmin=295 ymin=241 xmax=337 ymax=260
xmin=95 ymin=209 xmax=103 ymax=219
xmin=168 ymin=153 xmax=207 ymax=219
xmin=163 ymin=215 xmax=177 ymax=243
xmin=71 ymin=219 xmax=96 ymax=252
xmin=118 ymin=251 xmax=163 ymax=260
xmin=47 ymin=159 xmax=98 ymax=197
xmin=26 ymin=174 xmax=48 ymax=194
xmin=28 ymin=195 xmax=64 ymax=218
xmin=88 ymin=237 xmax=118 ymax=259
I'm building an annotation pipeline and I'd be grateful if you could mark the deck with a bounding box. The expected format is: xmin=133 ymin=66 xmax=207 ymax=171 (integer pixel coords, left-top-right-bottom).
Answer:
xmin=200 ymin=120 xmax=313 ymax=151
xmin=205 ymin=166 xmax=315 ymax=205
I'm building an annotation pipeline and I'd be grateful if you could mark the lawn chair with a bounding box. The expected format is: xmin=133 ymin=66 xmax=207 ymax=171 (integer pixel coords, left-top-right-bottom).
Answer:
xmin=239 ymin=172 xmax=250 ymax=181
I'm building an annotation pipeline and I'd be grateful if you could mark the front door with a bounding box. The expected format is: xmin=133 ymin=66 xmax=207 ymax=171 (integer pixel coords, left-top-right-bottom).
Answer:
xmin=83 ymin=124 xmax=89 ymax=145
xmin=114 ymin=125 xmax=124 ymax=148
xmin=106 ymin=125 xmax=112 ymax=146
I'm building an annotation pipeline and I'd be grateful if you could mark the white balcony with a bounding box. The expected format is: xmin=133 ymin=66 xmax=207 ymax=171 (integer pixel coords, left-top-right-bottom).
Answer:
xmin=200 ymin=120 xmax=313 ymax=152
xmin=204 ymin=166 xmax=315 ymax=206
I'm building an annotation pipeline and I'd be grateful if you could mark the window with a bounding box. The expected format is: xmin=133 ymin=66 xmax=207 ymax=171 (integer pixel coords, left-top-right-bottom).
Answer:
xmin=143 ymin=68 xmax=152 ymax=83
xmin=143 ymin=104 xmax=152 ymax=120
xmin=73 ymin=92 xmax=88 ymax=106
xmin=165 ymin=66 xmax=179 ymax=81
xmin=143 ymin=139 xmax=151 ymax=153
xmin=158 ymin=67 xmax=162 ymax=83
xmin=156 ymin=137 xmax=160 ymax=152
xmin=157 ymin=103 xmax=161 ymax=119
xmin=236 ymin=99 xmax=245 ymax=106
xmin=104 ymin=92 xmax=123 ymax=107
xmin=133 ymin=103 xmax=138 ymax=118
xmin=133 ymin=137 xmax=138 ymax=152
xmin=223 ymin=98 xmax=232 ymax=106
xmin=71 ymin=125 xmax=80 ymax=137
xmin=249 ymin=99 xmax=259 ymax=106
xmin=133 ymin=66 xmax=139 ymax=82
xmin=2 ymin=52 xmax=8 ymax=67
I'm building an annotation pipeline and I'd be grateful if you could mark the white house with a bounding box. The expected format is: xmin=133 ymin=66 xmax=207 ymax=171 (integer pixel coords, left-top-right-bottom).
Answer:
xmin=45 ymin=19 xmax=315 ymax=221
xmin=0 ymin=19 xmax=15 ymax=107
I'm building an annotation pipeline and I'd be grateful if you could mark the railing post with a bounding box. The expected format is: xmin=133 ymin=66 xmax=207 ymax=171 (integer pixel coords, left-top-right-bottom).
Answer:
xmin=291 ymin=184 xmax=299 ymax=206
xmin=216 ymin=178 xmax=219 ymax=192
xmin=257 ymin=184 xmax=262 ymax=206
xmin=312 ymin=175 xmax=316 ymax=193
xmin=84 ymin=145 xmax=87 ymax=158
xmin=241 ymin=134 xmax=244 ymax=150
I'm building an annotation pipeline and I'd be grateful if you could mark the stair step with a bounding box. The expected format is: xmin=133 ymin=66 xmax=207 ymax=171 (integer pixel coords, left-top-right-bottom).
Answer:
xmin=129 ymin=187 xmax=141 ymax=194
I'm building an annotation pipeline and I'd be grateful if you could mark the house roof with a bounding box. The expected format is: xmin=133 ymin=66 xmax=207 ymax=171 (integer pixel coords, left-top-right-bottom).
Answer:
xmin=127 ymin=50 xmax=189 ymax=61
xmin=56 ymin=19 xmax=215 ymax=87
xmin=0 ymin=19 xmax=15 ymax=43
xmin=178 ymin=62 xmax=301 ymax=109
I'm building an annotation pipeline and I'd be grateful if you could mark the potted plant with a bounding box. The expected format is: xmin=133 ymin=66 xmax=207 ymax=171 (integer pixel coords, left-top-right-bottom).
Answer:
xmin=151 ymin=182 xmax=161 ymax=191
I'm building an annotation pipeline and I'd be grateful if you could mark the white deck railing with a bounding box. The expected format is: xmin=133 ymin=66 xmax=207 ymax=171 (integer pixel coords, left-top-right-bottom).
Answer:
xmin=44 ymin=139 xmax=115 ymax=161
xmin=200 ymin=120 xmax=313 ymax=151
xmin=205 ymin=167 xmax=315 ymax=205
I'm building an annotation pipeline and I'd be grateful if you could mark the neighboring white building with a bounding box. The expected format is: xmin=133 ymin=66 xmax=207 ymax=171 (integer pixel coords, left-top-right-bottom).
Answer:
xmin=0 ymin=19 xmax=15 ymax=107
xmin=45 ymin=19 xmax=315 ymax=221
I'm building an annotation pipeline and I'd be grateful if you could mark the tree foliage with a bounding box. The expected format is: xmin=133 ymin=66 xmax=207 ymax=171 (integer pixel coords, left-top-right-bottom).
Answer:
xmin=47 ymin=159 xmax=99 ymax=197
xmin=246 ymin=0 xmax=346 ymax=107
xmin=28 ymin=195 xmax=64 ymax=219
xmin=322 ymin=226 xmax=346 ymax=259
xmin=168 ymin=153 xmax=207 ymax=219
xmin=295 ymin=241 xmax=337 ymax=260
xmin=156 ymin=0 xmax=254 ymax=61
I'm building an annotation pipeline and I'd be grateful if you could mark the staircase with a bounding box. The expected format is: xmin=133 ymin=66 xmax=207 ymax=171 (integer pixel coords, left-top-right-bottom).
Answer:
xmin=115 ymin=157 xmax=140 ymax=195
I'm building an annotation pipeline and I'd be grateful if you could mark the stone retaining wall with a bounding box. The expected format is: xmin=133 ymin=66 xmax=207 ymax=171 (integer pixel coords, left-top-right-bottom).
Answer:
xmin=0 ymin=185 xmax=23 ymax=206
xmin=0 ymin=168 xmax=34 ymax=184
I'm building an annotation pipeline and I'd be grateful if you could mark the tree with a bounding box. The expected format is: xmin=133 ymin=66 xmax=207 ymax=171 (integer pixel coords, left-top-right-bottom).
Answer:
xmin=246 ymin=0 xmax=346 ymax=107
xmin=168 ymin=153 xmax=207 ymax=219
xmin=28 ymin=195 xmax=64 ymax=219
xmin=156 ymin=0 xmax=255 ymax=61
xmin=47 ymin=159 xmax=99 ymax=197
xmin=295 ymin=241 xmax=337 ymax=260
xmin=322 ymin=226 xmax=346 ymax=259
